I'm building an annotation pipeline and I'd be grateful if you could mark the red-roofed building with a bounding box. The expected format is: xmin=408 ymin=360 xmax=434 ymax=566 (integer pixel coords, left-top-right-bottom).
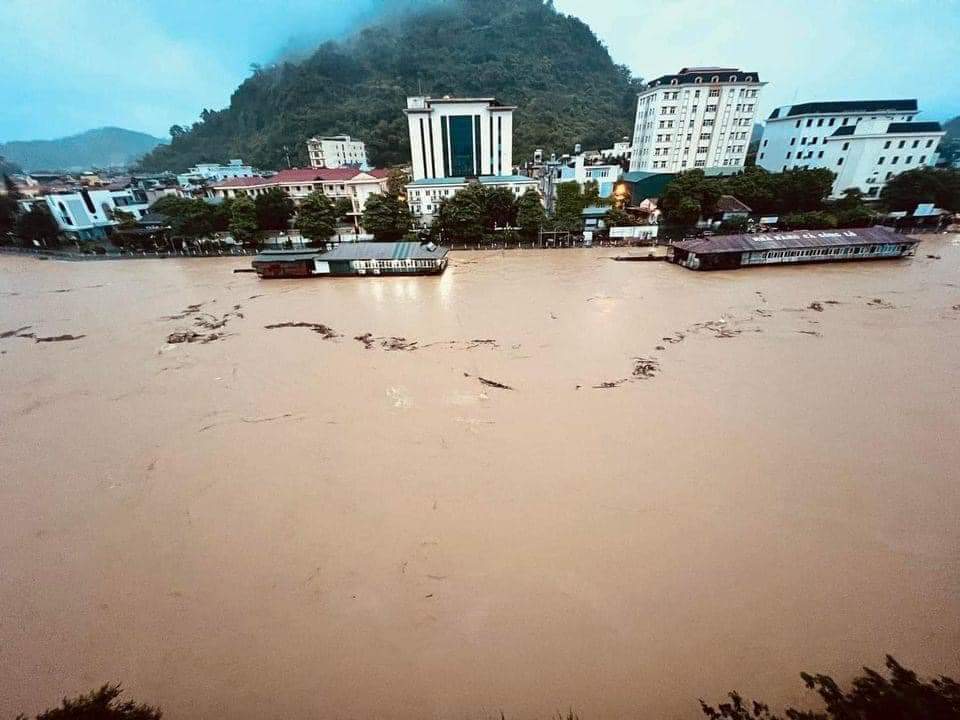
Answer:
xmin=206 ymin=167 xmax=391 ymax=230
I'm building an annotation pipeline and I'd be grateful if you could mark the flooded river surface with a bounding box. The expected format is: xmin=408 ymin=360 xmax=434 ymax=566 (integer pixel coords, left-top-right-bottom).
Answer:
xmin=2 ymin=241 xmax=960 ymax=719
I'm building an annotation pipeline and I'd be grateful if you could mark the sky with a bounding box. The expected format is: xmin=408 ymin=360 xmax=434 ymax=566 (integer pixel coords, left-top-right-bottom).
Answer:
xmin=1 ymin=0 xmax=958 ymax=143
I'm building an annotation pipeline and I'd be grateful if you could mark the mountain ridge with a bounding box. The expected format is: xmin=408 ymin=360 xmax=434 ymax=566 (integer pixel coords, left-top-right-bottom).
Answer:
xmin=1 ymin=127 xmax=166 ymax=172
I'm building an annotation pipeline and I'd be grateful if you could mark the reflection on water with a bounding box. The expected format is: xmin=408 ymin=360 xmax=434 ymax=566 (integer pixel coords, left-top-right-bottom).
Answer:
xmin=1 ymin=242 xmax=959 ymax=719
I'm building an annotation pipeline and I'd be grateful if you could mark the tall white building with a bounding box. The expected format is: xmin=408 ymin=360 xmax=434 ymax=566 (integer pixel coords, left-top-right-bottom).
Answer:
xmin=630 ymin=67 xmax=764 ymax=173
xmin=756 ymin=99 xmax=945 ymax=198
xmin=403 ymin=96 xmax=536 ymax=225
xmin=306 ymin=135 xmax=368 ymax=169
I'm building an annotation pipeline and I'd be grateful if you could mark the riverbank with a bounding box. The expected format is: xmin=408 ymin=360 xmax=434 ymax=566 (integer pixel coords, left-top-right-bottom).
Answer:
xmin=2 ymin=238 xmax=959 ymax=719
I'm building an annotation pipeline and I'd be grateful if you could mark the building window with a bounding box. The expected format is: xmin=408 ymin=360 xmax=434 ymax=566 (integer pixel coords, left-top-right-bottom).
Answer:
xmin=828 ymin=118 xmax=835 ymax=126
xmin=786 ymin=151 xmax=792 ymax=159
xmin=790 ymin=138 xmax=796 ymax=145
xmin=806 ymin=119 xmax=813 ymax=127
xmin=906 ymin=156 xmax=913 ymax=163
xmin=795 ymin=120 xmax=801 ymax=128
xmin=891 ymin=156 xmax=899 ymax=164
xmin=912 ymin=139 xmax=919 ymax=148
xmin=920 ymin=155 xmax=926 ymax=163
xmin=898 ymin=140 xmax=905 ymax=149
xmin=837 ymin=158 xmax=843 ymax=166
xmin=817 ymin=119 xmax=824 ymax=126
xmin=842 ymin=142 xmax=849 ymax=150
xmin=759 ymin=152 xmax=764 ymax=159
xmin=926 ymin=139 xmax=934 ymax=147
xmin=818 ymin=151 xmax=824 ymax=158
xmin=878 ymin=156 xmax=885 ymax=165
xmin=842 ymin=118 xmax=849 ymax=126
xmin=884 ymin=141 xmax=891 ymax=149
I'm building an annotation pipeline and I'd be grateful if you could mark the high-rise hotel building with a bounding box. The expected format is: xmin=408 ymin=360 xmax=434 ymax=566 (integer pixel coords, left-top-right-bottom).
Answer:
xmin=403 ymin=96 xmax=537 ymax=225
xmin=629 ymin=67 xmax=765 ymax=173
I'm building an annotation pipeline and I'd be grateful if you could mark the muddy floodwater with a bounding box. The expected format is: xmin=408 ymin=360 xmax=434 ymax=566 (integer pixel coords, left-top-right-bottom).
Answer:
xmin=2 ymin=240 xmax=960 ymax=719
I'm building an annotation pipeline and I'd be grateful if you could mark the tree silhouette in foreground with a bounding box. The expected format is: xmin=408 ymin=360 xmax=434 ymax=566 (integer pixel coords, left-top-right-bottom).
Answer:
xmin=700 ymin=656 xmax=960 ymax=720
xmin=17 ymin=684 xmax=161 ymax=720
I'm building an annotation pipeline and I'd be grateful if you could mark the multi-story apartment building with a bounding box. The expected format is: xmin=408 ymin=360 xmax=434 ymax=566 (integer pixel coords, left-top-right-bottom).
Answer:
xmin=176 ymin=159 xmax=256 ymax=188
xmin=756 ymin=99 xmax=945 ymax=198
xmin=630 ymin=67 xmax=764 ymax=173
xmin=306 ymin=135 xmax=369 ymax=169
xmin=402 ymin=96 xmax=537 ymax=225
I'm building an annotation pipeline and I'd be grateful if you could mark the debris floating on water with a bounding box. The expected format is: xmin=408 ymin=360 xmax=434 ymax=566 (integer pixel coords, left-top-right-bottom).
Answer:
xmin=265 ymin=322 xmax=339 ymax=339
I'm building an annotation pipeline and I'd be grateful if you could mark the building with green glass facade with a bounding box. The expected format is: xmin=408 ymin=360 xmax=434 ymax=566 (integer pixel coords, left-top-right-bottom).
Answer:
xmin=403 ymin=95 xmax=541 ymax=226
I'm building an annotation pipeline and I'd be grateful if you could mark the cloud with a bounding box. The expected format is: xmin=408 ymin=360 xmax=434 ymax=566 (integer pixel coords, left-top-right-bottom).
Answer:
xmin=554 ymin=0 xmax=960 ymax=122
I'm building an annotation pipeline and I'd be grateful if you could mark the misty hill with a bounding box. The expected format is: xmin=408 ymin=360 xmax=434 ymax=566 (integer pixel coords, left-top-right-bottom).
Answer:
xmin=0 ymin=155 xmax=21 ymax=175
xmin=0 ymin=127 xmax=166 ymax=172
xmin=138 ymin=0 xmax=643 ymax=172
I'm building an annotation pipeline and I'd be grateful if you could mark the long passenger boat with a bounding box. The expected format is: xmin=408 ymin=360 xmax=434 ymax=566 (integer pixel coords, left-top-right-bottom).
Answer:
xmin=669 ymin=226 xmax=918 ymax=271
xmin=252 ymin=241 xmax=449 ymax=279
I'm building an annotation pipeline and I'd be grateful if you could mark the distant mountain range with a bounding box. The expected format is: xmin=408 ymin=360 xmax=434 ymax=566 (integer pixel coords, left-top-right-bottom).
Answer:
xmin=0 ymin=127 xmax=167 ymax=172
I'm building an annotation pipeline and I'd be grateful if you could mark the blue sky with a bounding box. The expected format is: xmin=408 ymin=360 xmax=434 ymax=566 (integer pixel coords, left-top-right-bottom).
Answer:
xmin=1 ymin=0 xmax=957 ymax=143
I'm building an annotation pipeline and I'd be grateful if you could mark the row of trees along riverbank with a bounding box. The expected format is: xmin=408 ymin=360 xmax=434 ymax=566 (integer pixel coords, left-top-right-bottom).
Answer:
xmin=14 ymin=656 xmax=960 ymax=719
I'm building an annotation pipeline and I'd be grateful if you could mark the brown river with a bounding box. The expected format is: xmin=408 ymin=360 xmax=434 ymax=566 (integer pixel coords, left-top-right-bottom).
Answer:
xmin=2 ymin=240 xmax=959 ymax=719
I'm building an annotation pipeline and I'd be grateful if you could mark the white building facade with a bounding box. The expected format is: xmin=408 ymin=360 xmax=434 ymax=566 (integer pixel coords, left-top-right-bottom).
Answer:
xmin=630 ymin=67 xmax=764 ymax=172
xmin=177 ymin=159 xmax=256 ymax=188
xmin=21 ymin=188 xmax=151 ymax=242
xmin=306 ymin=135 xmax=369 ymax=169
xmin=756 ymin=99 xmax=945 ymax=198
xmin=206 ymin=167 xmax=390 ymax=230
xmin=403 ymin=96 xmax=537 ymax=226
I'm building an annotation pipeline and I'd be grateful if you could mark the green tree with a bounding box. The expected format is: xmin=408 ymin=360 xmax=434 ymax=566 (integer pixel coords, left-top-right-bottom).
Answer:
xmin=700 ymin=656 xmax=960 ymax=720
xmin=296 ymin=191 xmax=337 ymax=244
xmin=229 ymin=195 xmax=258 ymax=246
xmin=148 ymin=197 xmax=217 ymax=240
xmin=782 ymin=211 xmax=838 ymax=230
xmin=604 ymin=205 xmax=632 ymax=228
xmin=386 ymin=167 xmax=411 ymax=198
xmin=362 ymin=192 xmax=411 ymax=240
xmin=777 ymin=168 xmax=836 ymax=213
xmin=516 ymin=188 xmax=546 ymax=239
xmin=722 ymin=167 xmax=778 ymax=215
xmin=836 ymin=187 xmax=866 ymax=211
xmin=15 ymin=683 xmax=162 ymax=720
xmin=659 ymin=170 xmax=722 ymax=228
xmin=112 ymin=209 xmax=138 ymax=229
xmin=433 ymin=187 xmax=486 ymax=243
xmin=554 ymin=181 xmax=588 ymax=231
xmin=333 ymin=197 xmax=353 ymax=224
xmin=880 ymin=167 xmax=960 ymax=211
xmin=254 ymin=187 xmax=294 ymax=231
xmin=483 ymin=186 xmax=519 ymax=229
xmin=17 ymin=204 xmax=60 ymax=247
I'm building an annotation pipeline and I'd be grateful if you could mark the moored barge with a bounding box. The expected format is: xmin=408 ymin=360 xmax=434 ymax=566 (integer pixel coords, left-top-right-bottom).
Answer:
xmin=669 ymin=226 xmax=918 ymax=271
xmin=252 ymin=241 xmax=449 ymax=279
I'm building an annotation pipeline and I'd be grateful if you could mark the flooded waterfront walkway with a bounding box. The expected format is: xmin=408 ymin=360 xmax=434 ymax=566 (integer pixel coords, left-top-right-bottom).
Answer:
xmin=2 ymin=240 xmax=959 ymax=718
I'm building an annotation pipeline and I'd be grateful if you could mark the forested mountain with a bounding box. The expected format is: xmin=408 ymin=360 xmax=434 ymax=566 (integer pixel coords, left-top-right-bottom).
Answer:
xmin=138 ymin=0 xmax=643 ymax=172
xmin=0 ymin=127 xmax=165 ymax=172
